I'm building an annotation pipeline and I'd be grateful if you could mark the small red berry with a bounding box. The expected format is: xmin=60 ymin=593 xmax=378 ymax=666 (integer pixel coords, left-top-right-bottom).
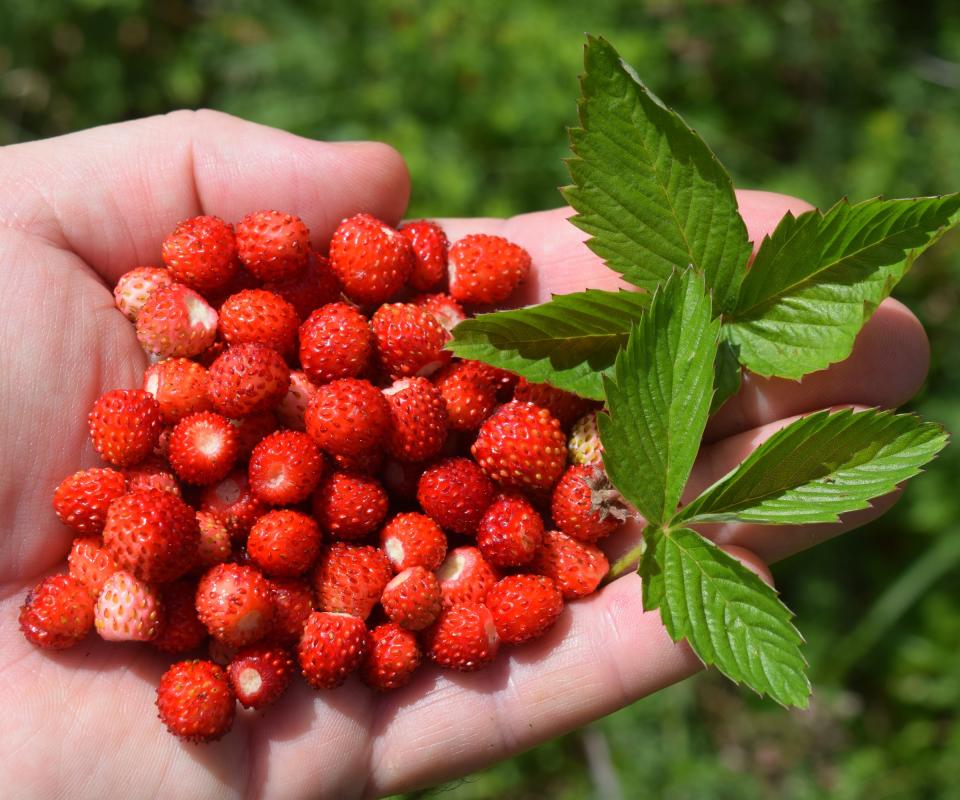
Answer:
xmin=380 ymin=513 xmax=447 ymax=573
xmin=236 ymin=210 xmax=311 ymax=282
xmin=416 ymin=457 xmax=495 ymax=535
xmin=67 ymin=536 xmax=119 ymax=598
xmin=53 ymin=467 xmax=127 ymax=535
xmin=113 ymin=266 xmax=176 ymax=321
xmin=433 ymin=360 xmax=499 ymax=431
xmin=94 ymin=570 xmax=162 ymax=642
xmin=383 ymin=377 xmax=448 ymax=463
xmin=361 ymin=623 xmax=421 ymax=691
xmin=298 ymin=611 xmax=370 ymax=689
xmin=207 ymin=343 xmax=290 ymax=418
xmin=485 ymin=574 xmax=563 ymax=645
xmin=312 ymin=543 xmax=392 ymax=620
xmin=156 ymin=660 xmax=236 ymax=743
xmin=88 ymin=389 xmax=163 ymax=467
xmin=448 ymin=234 xmax=530 ymax=305
xmin=532 ymin=530 xmax=608 ymax=599
xmin=195 ymin=511 xmax=232 ymax=569
xmin=422 ymin=603 xmax=500 ymax=671
xmin=199 ymin=470 xmax=268 ymax=541
xmin=551 ymin=465 xmax=622 ymax=543
xmin=298 ymin=302 xmax=374 ymax=384
xmin=162 ymin=215 xmax=238 ymax=292
xmin=168 ymin=412 xmax=240 ymax=486
xmin=143 ymin=358 xmax=211 ymax=424
xmin=196 ymin=563 xmax=274 ymax=647
xmin=152 ymin=578 xmax=209 ymax=653
xmin=312 ymin=471 xmax=389 ymax=541
xmin=219 ymin=288 xmax=300 ymax=355
xmin=264 ymin=251 xmax=342 ymax=321
xmin=247 ymin=510 xmax=322 ymax=578
xmin=329 ymin=213 xmax=414 ymax=305
xmin=380 ymin=567 xmax=442 ymax=631
xmin=436 ymin=546 xmax=498 ymax=608
xmin=305 ymin=378 xmax=390 ymax=457
xmin=227 ymin=644 xmax=295 ymax=709
xmin=411 ymin=293 xmax=467 ymax=334
xmin=19 ymin=574 xmax=94 ymax=650
xmin=136 ymin=284 xmax=219 ymax=359
xmin=476 ymin=492 xmax=544 ymax=568
xmin=399 ymin=219 xmax=449 ymax=291
xmin=371 ymin=303 xmax=450 ymax=379
xmin=248 ymin=430 xmax=325 ymax=505
xmin=513 ymin=379 xmax=595 ymax=430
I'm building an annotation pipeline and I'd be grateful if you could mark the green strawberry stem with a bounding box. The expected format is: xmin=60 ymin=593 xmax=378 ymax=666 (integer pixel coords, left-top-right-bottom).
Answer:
xmin=605 ymin=540 xmax=646 ymax=584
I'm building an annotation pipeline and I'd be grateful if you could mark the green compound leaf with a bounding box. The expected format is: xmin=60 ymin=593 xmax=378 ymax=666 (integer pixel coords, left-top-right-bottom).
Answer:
xmin=641 ymin=526 xmax=810 ymax=708
xmin=562 ymin=35 xmax=752 ymax=313
xmin=676 ymin=408 xmax=948 ymax=526
xmin=598 ymin=269 xmax=719 ymax=526
xmin=710 ymin=337 xmax=742 ymax=416
xmin=725 ymin=194 xmax=960 ymax=380
xmin=447 ymin=289 xmax=650 ymax=401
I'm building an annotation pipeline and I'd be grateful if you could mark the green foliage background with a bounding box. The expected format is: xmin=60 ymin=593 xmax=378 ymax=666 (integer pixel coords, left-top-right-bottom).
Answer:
xmin=4 ymin=1 xmax=959 ymax=797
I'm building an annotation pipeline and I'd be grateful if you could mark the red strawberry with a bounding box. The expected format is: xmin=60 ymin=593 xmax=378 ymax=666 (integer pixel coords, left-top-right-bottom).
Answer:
xmin=230 ymin=410 xmax=280 ymax=459
xmin=168 ymin=412 xmax=240 ymax=486
xmin=207 ymin=343 xmax=290 ymax=418
xmin=551 ymin=465 xmax=623 ymax=543
xmin=298 ymin=302 xmax=373 ymax=384
xmin=19 ymin=574 xmax=94 ymax=650
xmin=113 ymin=266 xmax=176 ymax=321
xmin=568 ymin=410 xmax=603 ymax=466
xmin=485 ymin=575 xmax=562 ymax=647
xmin=277 ymin=370 xmax=317 ymax=431
xmin=399 ymin=219 xmax=449 ymax=291
xmin=447 ymin=234 xmax=530 ymax=305
xmin=312 ymin=543 xmax=392 ymax=619
xmin=361 ymin=623 xmax=421 ymax=691
xmin=472 ymin=400 xmax=567 ymax=493
xmin=264 ymin=251 xmax=342 ymax=321
xmin=53 ymin=467 xmax=127 ymax=534
xmin=436 ymin=546 xmax=498 ymax=608
xmin=380 ymin=567 xmax=442 ymax=631
xmin=199 ymin=470 xmax=268 ymax=541
xmin=532 ymin=530 xmax=608 ymax=599
xmin=416 ymin=457 xmax=495 ymax=535
xmin=513 ymin=379 xmax=595 ymax=430
xmin=248 ymin=430 xmax=325 ymax=505
xmin=268 ymin=577 xmax=314 ymax=645
xmin=383 ymin=377 xmax=448 ymax=462
xmin=143 ymin=358 xmax=211 ymax=424
xmin=196 ymin=563 xmax=274 ymax=647
xmin=156 ymin=660 xmax=236 ymax=742
xmin=195 ymin=510 xmax=232 ymax=568
xmin=371 ymin=303 xmax=450 ymax=379
xmin=218 ymin=288 xmax=300 ymax=355
xmin=422 ymin=602 xmax=500 ymax=671
xmin=136 ymin=284 xmax=219 ymax=359
xmin=227 ymin=643 xmax=295 ymax=709
xmin=152 ymin=578 xmax=209 ymax=653
xmin=380 ymin=513 xmax=447 ymax=573
xmin=433 ymin=360 xmax=498 ymax=431
xmin=161 ymin=215 xmax=238 ymax=292
xmin=247 ymin=510 xmax=322 ymax=577
xmin=103 ymin=489 xmax=199 ymax=583
xmin=329 ymin=213 xmax=414 ymax=305
xmin=474 ymin=363 xmax=519 ymax=400
xmin=236 ymin=210 xmax=311 ymax=282
xmin=68 ymin=537 xmax=119 ymax=598
xmin=88 ymin=389 xmax=163 ymax=467
xmin=305 ymin=378 xmax=390 ymax=457
xmin=312 ymin=471 xmax=389 ymax=541
xmin=298 ymin=611 xmax=369 ymax=689
xmin=476 ymin=492 xmax=544 ymax=568
xmin=411 ymin=293 xmax=466 ymax=334
xmin=94 ymin=570 xmax=162 ymax=642
xmin=124 ymin=456 xmax=182 ymax=496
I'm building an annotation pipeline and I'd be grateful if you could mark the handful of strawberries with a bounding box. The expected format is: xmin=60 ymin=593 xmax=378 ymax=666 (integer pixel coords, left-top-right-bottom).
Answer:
xmin=18 ymin=209 xmax=622 ymax=743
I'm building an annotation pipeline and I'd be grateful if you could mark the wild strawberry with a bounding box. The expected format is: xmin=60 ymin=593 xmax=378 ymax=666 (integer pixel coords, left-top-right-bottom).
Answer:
xmin=312 ymin=543 xmax=392 ymax=619
xmin=532 ymin=530 xmax=608 ymax=599
xmin=19 ymin=574 xmax=94 ymax=650
xmin=371 ymin=303 xmax=450 ymax=379
xmin=268 ymin=577 xmax=314 ymax=645
xmin=94 ymin=570 xmax=162 ymax=642
xmin=68 ymin=537 xmax=119 ymax=598
xmin=568 ymin=410 xmax=603 ymax=466
xmin=230 ymin=411 xmax=280 ymax=459
xmin=312 ymin=471 xmax=388 ymax=540
xmin=247 ymin=430 xmax=324 ymax=506
xmin=411 ymin=293 xmax=466 ymax=334
xmin=264 ymin=251 xmax=342 ymax=321
xmin=476 ymin=493 xmax=544 ymax=568
xmin=298 ymin=611 xmax=369 ymax=689
xmin=399 ymin=219 xmax=449 ymax=291
xmin=156 ymin=660 xmax=236 ymax=743
xmin=218 ymin=288 xmax=300 ymax=355
xmin=199 ymin=470 xmax=268 ymax=541
xmin=448 ymin=234 xmax=530 ymax=305
xmin=361 ymin=623 xmax=421 ymax=691
xmin=162 ymin=215 xmax=238 ymax=292
xmin=103 ymin=489 xmax=199 ymax=583
xmin=207 ymin=343 xmax=290 ymax=418
xmin=551 ymin=465 xmax=625 ymax=543
xmin=136 ymin=284 xmax=219 ymax=359
xmin=485 ymin=575 xmax=563 ymax=645
xmin=88 ymin=389 xmax=163 ymax=467
xmin=195 ymin=511 xmax=232 ymax=568
xmin=196 ymin=563 xmax=274 ymax=647
xmin=383 ymin=377 xmax=448 ymax=462
xmin=53 ymin=467 xmax=126 ymax=534
xmin=513 ymin=379 xmax=595 ymax=429
xmin=277 ymin=371 xmax=317 ymax=431
xmin=416 ymin=457 xmax=495 ymax=534
xmin=472 ymin=401 xmax=566 ymax=493
xmin=168 ymin=412 xmax=240 ymax=486
xmin=305 ymin=378 xmax=390 ymax=457
xmin=474 ymin=363 xmax=519 ymax=400
xmin=124 ymin=456 xmax=182 ymax=496
xmin=228 ymin=644 xmax=295 ymax=709
xmin=380 ymin=513 xmax=447 ymax=573
xmin=381 ymin=459 xmax=429 ymax=502
xmin=299 ymin=302 xmax=373 ymax=384
xmin=247 ymin=510 xmax=322 ymax=577
xmin=433 ymin=360 xmax=498 ymax=431
xmin=151 ymin=578 xmax=209 ymax=653
xmin=143 ymin=358 xmax=211 ymax=424
xmin=113 ymin=266 xmax=176 ymax=321
xmin=235 ymin=210 xmax=311 ymax=282
xmin=422 ymin=603 xmax=500 ymax=671
xmin=380 ymin=567 xmax=442 ymax=631
xmin=436 ymin=546 xmax=498 ymax=608
xmin=329 ymin=213 xmax=414 ymax=305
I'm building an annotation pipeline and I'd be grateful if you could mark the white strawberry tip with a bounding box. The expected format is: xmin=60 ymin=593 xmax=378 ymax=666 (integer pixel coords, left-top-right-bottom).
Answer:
xmin=186 ymin=293 xmax=218 ymax=332
xmin=436 ymin=551 xmax=466 ymax=582
xmin=383 ymin=537 xmax=404 ymax=569
xmin=382 ymin=379 xmax=412 ymax=397
xmin=385 ymin=569 xmax=413 ymax=591
xmin=238 ymin=667 xmax=263 ymax=697
xmin=415 ymin=359 xmax=446 ymax=378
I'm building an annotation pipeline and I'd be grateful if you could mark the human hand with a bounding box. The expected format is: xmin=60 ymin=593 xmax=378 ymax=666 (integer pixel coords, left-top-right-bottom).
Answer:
xmin=0 ymin=112 xmax=929 ymax=799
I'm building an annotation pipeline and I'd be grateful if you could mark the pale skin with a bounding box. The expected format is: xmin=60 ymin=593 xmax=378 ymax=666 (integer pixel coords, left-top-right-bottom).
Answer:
xmin=0 ymin=111 xmax=931 ymax=799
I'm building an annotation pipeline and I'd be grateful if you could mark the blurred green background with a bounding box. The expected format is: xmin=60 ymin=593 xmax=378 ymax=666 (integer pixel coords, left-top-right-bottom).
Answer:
xmin=4 ymin=1 xmax=960 ymax=797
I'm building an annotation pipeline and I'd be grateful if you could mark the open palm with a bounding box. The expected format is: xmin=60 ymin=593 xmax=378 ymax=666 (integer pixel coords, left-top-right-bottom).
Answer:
xmin=0 ymin=112 xmax=930 ymax=799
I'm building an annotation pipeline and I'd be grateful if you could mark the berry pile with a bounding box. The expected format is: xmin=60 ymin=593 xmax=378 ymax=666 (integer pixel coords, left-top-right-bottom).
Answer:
xmin=19 ymin=210 xmax=624 ymax=743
